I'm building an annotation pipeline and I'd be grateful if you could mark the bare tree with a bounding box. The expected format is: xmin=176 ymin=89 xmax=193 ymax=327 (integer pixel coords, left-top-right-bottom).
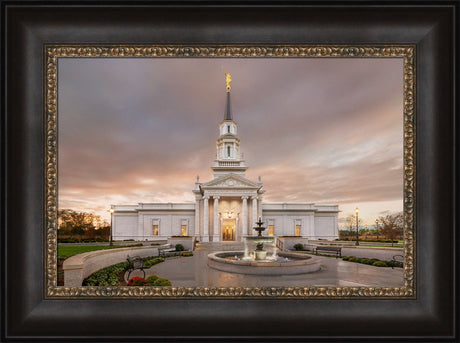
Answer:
xmin=346 ymin=214 xmax=363 ymax=240
xmin=378 ymin=212 xmax=404 ymax=246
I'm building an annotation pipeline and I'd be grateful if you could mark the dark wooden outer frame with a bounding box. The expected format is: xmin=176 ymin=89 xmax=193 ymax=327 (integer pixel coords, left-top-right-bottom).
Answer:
xmin=2 ymin=2 xmax=456 ymax=341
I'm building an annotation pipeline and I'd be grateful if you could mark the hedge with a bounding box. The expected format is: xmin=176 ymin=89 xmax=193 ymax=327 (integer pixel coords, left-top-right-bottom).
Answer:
xmin=342 ymin=256 xmax=403 ymax=268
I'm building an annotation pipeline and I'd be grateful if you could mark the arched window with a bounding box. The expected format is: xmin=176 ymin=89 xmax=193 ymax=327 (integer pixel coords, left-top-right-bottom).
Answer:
xmin=227 ymin=146 xmax=231 ymax=157
xmin=227 ymin=125 xmax=231 ymax=133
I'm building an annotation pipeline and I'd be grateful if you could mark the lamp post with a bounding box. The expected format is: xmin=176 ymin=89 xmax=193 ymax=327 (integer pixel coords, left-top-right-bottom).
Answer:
xmin=375 ymin=219 xmax=379 ymax=240
xmin=355 ymin=207 xmax=360 ymax=246
xmin=109 ymin=208 xmax=114 ymax=246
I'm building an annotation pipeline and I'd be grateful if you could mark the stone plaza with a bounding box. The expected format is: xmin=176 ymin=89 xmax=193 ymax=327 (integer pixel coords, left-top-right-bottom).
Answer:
xmin=131 ymin=249 xmax=404 ymax=288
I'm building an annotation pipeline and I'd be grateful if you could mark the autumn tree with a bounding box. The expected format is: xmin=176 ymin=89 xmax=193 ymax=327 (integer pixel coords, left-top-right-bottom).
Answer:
xmin=58 ymin=209 xmax=102 ymax=240
xmin=378 ymin=212 xmax=404 ymax=246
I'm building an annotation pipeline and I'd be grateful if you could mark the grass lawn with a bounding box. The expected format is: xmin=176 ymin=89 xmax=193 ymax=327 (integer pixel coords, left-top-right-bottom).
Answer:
xmin=58 ymin=245 xmax=140 ymax=260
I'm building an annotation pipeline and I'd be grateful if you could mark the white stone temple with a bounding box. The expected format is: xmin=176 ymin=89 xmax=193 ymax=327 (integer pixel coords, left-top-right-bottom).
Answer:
xmin=112 ymin=74 xmax=339 ymax=242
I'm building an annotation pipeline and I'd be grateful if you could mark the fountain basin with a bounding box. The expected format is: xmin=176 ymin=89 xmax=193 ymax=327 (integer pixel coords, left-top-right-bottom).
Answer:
xmin=207 ymin=251 xmax=321 ymax=275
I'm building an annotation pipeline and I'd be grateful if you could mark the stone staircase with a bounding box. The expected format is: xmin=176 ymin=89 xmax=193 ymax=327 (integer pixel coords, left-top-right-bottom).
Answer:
xmin=195 ymin=241 xmax=245 ymax=252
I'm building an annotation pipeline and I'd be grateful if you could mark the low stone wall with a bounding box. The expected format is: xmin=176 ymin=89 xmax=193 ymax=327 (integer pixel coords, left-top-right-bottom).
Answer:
xmin=167 ymin=236 xmax=195 ymax=251
xmin=63 ymin=245 xmax=163 ymax=287
xmin=277 ymin=237 xmax=310 ymax=251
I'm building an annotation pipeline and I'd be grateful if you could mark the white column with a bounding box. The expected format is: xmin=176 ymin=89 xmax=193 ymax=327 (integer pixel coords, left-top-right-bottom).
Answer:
xmin=251 ymin=196 xmax=258 ymax=235
xmin=194 ymin=197 xmax=201 ymax=240
xmin=242 ymin=196 xmax=248 ymax=236
xmin=212 ymin=196 xmax=220 ymax=242
xmin=203 ymin=196 xmax=209 ymax=242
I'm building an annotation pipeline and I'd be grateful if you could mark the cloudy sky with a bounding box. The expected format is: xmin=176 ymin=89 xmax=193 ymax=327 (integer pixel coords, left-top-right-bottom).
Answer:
xmin=58 ymin=57 xmax=403 ymax=226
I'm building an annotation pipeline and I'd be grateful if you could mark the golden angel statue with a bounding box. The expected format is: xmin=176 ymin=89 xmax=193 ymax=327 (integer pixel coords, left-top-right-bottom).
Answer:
xmin=224 ymin=71 xmax=232 ymax=91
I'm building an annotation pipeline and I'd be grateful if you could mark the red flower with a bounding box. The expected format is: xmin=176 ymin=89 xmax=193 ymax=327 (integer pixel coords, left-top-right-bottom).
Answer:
xmin=128 ymin=276 xmax=147 ymax=286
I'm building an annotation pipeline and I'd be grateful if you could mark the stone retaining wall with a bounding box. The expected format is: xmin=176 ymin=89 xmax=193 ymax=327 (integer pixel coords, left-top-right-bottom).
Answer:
xmin=63 ymin=245 xmax=164 ymax=287
xmin=167 ymin=236 xmax=195 ymax=251
xmin=276 ymin=237 xmax=310 ymax=251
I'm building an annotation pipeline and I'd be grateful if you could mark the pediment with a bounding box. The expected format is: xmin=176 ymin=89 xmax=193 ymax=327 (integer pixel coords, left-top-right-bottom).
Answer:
xmin=201 ymin=174 xmax=260 ymax=189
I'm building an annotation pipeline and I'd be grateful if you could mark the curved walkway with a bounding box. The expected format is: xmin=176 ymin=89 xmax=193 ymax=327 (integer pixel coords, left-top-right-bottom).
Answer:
xmin=142 ymin=251 xmax=404 ymax=288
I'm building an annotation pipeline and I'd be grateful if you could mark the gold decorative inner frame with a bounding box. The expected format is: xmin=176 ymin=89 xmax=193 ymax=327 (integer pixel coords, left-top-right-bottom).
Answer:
xmin=45 ymin=45 xmax=415 ymax=298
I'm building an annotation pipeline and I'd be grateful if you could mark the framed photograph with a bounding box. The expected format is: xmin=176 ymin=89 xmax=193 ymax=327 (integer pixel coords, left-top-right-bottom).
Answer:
xmin=3 ymin=1 xmax=456 ymax=341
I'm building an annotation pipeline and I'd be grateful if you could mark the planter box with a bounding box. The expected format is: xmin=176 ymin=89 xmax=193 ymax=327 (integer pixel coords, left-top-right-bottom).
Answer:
xmin=277 ymin=237 xmax=310 ymax=251
xmin=255 ymin=250 xmax=267 ymax=260
xmin=167 ymin=236 xmax=195 ymax=251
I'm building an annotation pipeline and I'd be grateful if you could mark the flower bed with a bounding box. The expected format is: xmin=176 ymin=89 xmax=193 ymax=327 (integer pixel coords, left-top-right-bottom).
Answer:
xmin=83 ymin=256 xmax=164 ymax=286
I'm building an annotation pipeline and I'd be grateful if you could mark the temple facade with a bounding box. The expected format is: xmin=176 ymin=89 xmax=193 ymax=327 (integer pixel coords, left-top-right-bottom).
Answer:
xmin=112 ymin=76 xmax=339 ymax=242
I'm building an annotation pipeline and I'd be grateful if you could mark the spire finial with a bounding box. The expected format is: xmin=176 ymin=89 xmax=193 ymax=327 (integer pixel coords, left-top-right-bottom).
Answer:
xmin=223 ymin=67 xmax=232 ymax=91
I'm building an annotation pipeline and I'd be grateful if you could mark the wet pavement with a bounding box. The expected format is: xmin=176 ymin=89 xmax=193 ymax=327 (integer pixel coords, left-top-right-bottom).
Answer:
xmin=133 ymin=250 xmax=404 ymax=288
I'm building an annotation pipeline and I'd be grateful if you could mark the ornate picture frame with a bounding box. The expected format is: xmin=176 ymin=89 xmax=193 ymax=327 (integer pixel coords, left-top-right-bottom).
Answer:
xmin=3 ymin=2 xmax=455 ymax=340
xmin=46 ymin=45 xmax=415 ymax=299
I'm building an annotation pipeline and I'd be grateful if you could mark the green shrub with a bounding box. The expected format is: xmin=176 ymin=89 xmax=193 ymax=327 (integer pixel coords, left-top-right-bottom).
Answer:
xmin=146 ymin=275 xmax=159 ymax=283
xmin=152 ymin=278 xmax=172 ymax=286
xmin=145 ymin=275 xmax=171 ymax=286
xmin=293 ymin=243 xmax=304 ymax=251
xmin=360 ymin=258 xmax=373 ymax=265
xmin=83 ymin=261 xmax=129 ymax=286
xmin=144 ymin=257 xmax=164 ymax=268
xmin=387 ymin=261 xmax=403 ymax=268
xmin=156 ymin=278 xmax=172 ymax=286
xmin=256 ymin=242 xmax=264 ymax=251
xmin=342 ymin=256 xmax=400 ymax=268
xmin=175 ymin=244 xmax=185 ymax=251
xmin=58 ymin=238 xmax=80 ymax=243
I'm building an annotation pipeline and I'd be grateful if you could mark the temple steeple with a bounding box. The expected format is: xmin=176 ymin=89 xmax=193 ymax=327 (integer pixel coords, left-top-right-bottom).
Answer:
xmin=225 ymin=91 xmax=232 ymax=120
xmin=211 ymin=72 xmax=248 ymax=178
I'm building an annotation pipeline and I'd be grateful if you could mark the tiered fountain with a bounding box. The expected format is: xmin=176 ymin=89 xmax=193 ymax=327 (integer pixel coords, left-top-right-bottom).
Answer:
xmin=207 ymin=218 xmax=321 ymax=275
xmin=241 ymin=218 xmax=277 ymax=261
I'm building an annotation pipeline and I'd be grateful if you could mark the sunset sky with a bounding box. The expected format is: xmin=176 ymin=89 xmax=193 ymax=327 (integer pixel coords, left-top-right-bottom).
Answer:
xmin=58 ymin=57 xmax=403 ymax=227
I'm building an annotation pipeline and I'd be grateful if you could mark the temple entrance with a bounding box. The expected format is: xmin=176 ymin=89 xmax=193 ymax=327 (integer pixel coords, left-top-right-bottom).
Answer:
xmin=222 ymin=219 xmax=236 ymax=241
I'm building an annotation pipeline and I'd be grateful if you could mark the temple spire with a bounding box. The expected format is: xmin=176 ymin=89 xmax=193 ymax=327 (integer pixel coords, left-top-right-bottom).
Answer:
xmin=223 ymin=70 xmax=232 ymax=120
xmin=212 ymin=71 xmax=247 ymax=178
xmin=225 ymin=91 xmax=232 ymax=120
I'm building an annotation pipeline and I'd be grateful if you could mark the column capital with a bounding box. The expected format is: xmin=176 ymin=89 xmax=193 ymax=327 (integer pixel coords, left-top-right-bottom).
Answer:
xmin=241 ymin=196 xmax=249 ymax=200
xmin=203 ymin=195 xmax=210 ymax=200
xmin=213 ymin=195 xmax=220 ymax=200
xmin=251 ymin=195 xmax=258 ymax=200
